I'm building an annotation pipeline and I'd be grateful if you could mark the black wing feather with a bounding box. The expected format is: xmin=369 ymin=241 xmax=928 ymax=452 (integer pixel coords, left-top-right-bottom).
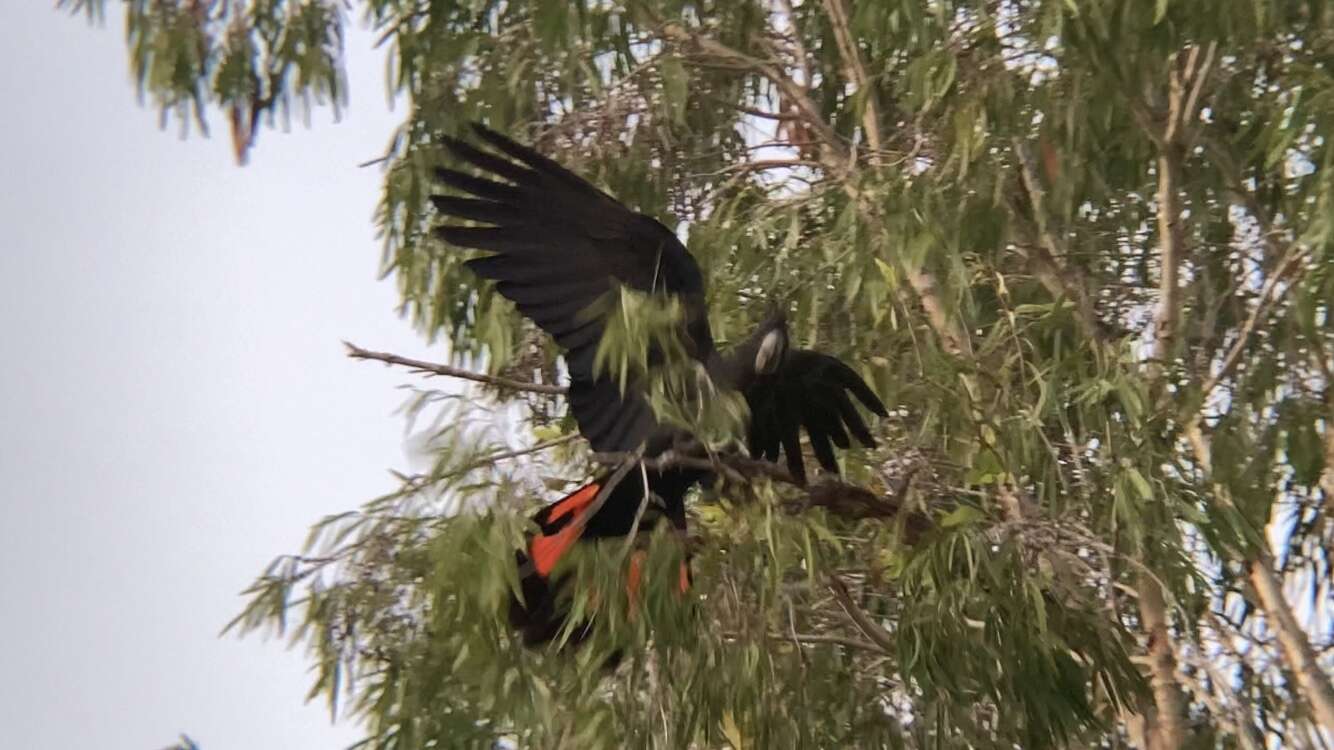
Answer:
xmin=432 ymin=124 xmax=711 ymax=453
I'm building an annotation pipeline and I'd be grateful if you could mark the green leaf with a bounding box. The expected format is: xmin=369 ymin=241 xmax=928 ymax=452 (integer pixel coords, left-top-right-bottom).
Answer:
xmin=941 ymin=506 xmax=986 ymax=528
xmin=660 ymin=56 xmax=688 ymax=126
xmin=1154 ymin=0 xmax=1170 ymax=24
xmin=1286 ymin=418 xmax=1325 ymax=487
xmin=721 ymin=710 xmax=746 ymax=749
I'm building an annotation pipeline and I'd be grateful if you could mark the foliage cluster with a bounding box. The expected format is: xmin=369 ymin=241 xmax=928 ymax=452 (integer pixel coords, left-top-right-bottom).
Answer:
xmin=72 ymin=1 xmax=1334 ymax=748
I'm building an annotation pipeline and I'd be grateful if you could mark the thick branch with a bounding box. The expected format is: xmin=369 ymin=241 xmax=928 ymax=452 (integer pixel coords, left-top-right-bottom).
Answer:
xmin=822 ymin=0 xmax=883 ymax=162
xmin=1136 ymin=48 xmax=1205 ymax=749
xmin=1010 ymin=138 xmax=1109 ymax=345
xmin=1247 ymin=554 xmax=1334 ymax=732
xmin=902 ymin=261 xmax=972 ymax=358
xmin=1149 ymin=145 xmax=1186 ymax=378
xmin=1186 ymin=427 xmax=1334 ymax=733
xmin=344 ymin=342 xmax=568 ymax=395
xmin=1323 ymin=425 xmax=1334 ymax=505
xmin=592 ymin=448 xmax=928 ymax=529
xmin=655 ymin=20 xmax=848 ymax=165
xmin=1137 ymin=573 xmax=1189 ymax=750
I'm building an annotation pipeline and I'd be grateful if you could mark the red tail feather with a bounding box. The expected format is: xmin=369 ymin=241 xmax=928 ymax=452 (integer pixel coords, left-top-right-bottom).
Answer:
xmin=543 ymin=482 xmax=600 ymax=525
xmin=530 ymin=481 xmax=601 ymax=576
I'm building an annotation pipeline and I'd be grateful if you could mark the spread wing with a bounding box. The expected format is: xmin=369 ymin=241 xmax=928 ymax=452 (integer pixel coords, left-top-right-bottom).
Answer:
xmin=744 ymin=350 xmax=888 ymax=484
xmin=431 ymin=124 xmax=711 ymax=451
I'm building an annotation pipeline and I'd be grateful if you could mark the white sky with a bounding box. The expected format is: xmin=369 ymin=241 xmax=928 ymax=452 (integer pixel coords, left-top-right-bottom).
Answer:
xmin=1 ymin=5 xmax=434 ymax=748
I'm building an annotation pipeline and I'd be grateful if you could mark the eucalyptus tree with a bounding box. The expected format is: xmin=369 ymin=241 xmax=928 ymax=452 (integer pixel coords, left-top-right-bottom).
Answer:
xmin=67 ymin=1 xmax=1334 ymax=748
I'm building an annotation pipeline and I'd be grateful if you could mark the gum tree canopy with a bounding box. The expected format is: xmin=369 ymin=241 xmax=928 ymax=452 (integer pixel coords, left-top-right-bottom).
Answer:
xmin=68 ymin=1 xmax=1334 ymax=748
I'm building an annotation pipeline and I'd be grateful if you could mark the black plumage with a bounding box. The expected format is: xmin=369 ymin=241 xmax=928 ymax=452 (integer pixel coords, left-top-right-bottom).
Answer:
xmin=431 ymin=123 xmax=888 ymax=644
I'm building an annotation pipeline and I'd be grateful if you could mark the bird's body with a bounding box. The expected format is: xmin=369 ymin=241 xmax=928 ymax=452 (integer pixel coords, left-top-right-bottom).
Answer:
xmin=432 ymin=124 xmax=887 ymax=646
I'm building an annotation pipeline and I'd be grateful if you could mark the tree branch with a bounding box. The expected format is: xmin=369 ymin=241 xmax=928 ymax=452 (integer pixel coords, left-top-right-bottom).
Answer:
xmin=829 ymin=575 xmax=896 ymax=654
xmin=822 ymin=0 xmax=883 ymax=162
xmin=1247 ymin=553 xmax=1334 ymax=733
xmin=592 ymin=448 xmax=928 ymax=529
xmin=1010 ymin=137 xmax=1110 ymax=345
xmin=1185 ymin=426 xmax=1334 ymax=733
xmin=344 ymin=342 xmax=568 ymax=395
xmin=724 ymin=629 xmax=888 ymax=654
xmin=1136 ymin=45 xmax=1212 ymax=748
xmin=1189 ymin=243 xmax=1310 ymax=419
xmin=1149 ymin=144 xmax=1186 ymax=380
xmin=654 ymin=19 xmax=849 ymax=166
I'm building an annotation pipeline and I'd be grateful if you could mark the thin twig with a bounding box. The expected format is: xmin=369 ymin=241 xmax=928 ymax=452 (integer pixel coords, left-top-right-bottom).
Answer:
xmin=722 ymin=629 xmax=887 ymax=654
xmin=344 ymin=342 xmax=568 ymax=395
xmin=720 ymin=100 xmax=803 ymax=121
xmin=829 ymin=576 xmax=896 ymax=653
xmin=617 ymin=461 xmax=656 ymax=563
xmin=1189 ymin=244 xmax=1310 ymax=419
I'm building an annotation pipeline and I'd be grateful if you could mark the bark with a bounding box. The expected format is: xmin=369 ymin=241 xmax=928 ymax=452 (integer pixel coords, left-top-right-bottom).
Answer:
xmin=1132 ymin=46 xmax=1208 ymax=747
xmin=1137 ymin=140 xmax=1190 ymax=750
xmin=1010 ymin=138 xmax=1110 ymax=345
xmin=344 ymin=341 xmax=567 ymax=395
xmin=1137 ymin=571 xmax=1189 ymax=750
xmin=1187 ymin=425 xmax=1334 ymax=735
xmin=1248 ymin=553 xmax=1334 ymax=733
xmin=821 ymin=0 xmax=883 ymax=161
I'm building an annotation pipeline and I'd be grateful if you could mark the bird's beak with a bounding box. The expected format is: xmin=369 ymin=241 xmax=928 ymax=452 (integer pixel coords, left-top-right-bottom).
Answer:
xmin=754 ymin=329 xmax=787 ymax=375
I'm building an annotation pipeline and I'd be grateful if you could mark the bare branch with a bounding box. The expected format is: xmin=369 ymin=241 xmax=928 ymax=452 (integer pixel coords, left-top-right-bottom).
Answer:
xmin=1185 ymin=427 xmax=1334 ymax=733
xmin=1190 ymin=244 xmax=1310 ymax=416
xmin=1247 ymin=553 xmax=1334 ymax=733
xmin=822 ymin=0 xmax=883 ymax=162
xmin=1010 ymin=138 xmax=1110 ymax=344
xmin=592 ymin=448 xmax=928 ymax=528
xmin=723 ymin=629 xmax=888 ymax=654
xmin=715 ymin=99 xmax=803 ymax=121
xmin=1149 ymin=144 xmax=1186 ymax=377
xmin=1135 ymin=44 xmax=1212 ymax=747
xmin=654 ymin=19 xmax=849 ymax=165
xmin=829 ymin=576 xmax=896 ymax=654
xmin=344 ymin=342 xmax=568 ymax=396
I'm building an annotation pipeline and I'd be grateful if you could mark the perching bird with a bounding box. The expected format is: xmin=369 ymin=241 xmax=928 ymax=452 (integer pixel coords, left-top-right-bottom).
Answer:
xmin=431 ymin=124 xmax=887 ymax=645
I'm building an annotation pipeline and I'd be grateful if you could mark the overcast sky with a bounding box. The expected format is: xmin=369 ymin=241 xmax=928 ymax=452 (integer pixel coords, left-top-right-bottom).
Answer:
xmin=1 ymin=5 xmax=434 ymax=748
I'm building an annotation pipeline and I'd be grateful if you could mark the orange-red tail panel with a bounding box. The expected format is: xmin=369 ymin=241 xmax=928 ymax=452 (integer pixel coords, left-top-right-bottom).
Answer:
xmin=530 ymin=481 xmax=602 ymax=576
xmin=544 ymin=482 xmax=600 ymax=525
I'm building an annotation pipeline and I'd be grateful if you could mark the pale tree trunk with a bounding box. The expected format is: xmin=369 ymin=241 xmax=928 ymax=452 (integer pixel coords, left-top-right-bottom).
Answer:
xmin=1137 ymin=142 xmax=1191 ymax=750
xmin=1185 ymin=424 xmax=1334 ymax=735
xmin=1247 ymin=554 xmax=1334 ymax=733
xmin=1130 ymin=44 xmax=1224 ymax=748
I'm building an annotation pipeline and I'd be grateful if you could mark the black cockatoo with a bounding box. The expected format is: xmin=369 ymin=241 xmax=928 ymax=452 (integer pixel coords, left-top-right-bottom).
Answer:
xmin=431 ymin=124 xmax=887 ymax=645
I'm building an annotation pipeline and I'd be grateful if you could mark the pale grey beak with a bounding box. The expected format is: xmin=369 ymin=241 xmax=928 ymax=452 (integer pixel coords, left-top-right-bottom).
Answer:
xmin=754 ymin=329 xmax=786 ymax=375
